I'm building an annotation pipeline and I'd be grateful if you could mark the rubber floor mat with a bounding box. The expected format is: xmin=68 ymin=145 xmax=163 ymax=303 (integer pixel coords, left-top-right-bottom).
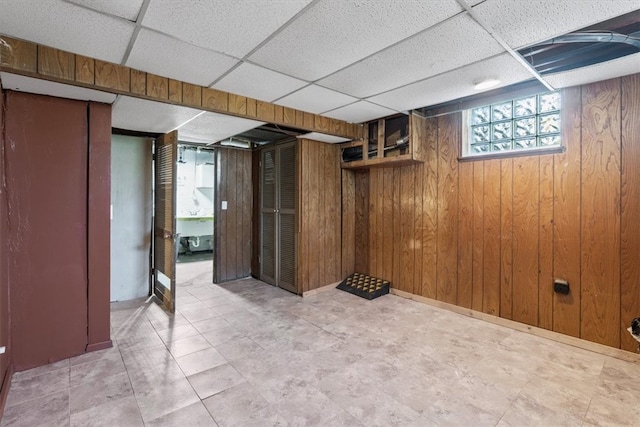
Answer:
xmin=336 ymin=272 xmax=390 ymax=300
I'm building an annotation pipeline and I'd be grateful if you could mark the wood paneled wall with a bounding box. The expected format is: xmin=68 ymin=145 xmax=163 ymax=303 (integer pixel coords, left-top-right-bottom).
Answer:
xmin=297 ymin=139 xmax=343 ymax=292
xmin=214 ymin=148 xmax=252 ymax=283
xmin=351 ymin=74 xmax=640 ymax=352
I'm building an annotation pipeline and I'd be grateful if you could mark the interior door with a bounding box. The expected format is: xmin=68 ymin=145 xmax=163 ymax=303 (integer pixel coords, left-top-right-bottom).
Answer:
xmin=260 ymin=142 xmax=296 ymax=293
xmin=153 ymin=130 xmax=178 ymax=312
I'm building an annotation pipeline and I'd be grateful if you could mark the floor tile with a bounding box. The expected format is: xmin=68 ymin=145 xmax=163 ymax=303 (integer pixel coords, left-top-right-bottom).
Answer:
xmin=69 ymin=371 xmax=134 ymax=415
xmin=1 ymin=390 xmax=69 ymax=427
xmin=175 ymin=347 xmax=227 ymax=377
xmin=188 ymin=364 xmax=246 ymax=400
xmin=166 ymin=334 xmax=212 ymax=358
xmin=6 ymin=368 xmax=69 ymax=408
xmin=70 ymin=395 xmax=143 ymax=427
xmin=145 ymin=401 xmax=217 ymax=427
xmin=202 ymin=382 xmax=269 ymax=427
xmin=134 ymin=377 xmax=200 ymax=422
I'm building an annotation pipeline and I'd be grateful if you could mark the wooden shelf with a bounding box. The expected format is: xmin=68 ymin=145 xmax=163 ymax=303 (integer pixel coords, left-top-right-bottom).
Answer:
xmin=340 ymin=112 xmax=427 ymax=169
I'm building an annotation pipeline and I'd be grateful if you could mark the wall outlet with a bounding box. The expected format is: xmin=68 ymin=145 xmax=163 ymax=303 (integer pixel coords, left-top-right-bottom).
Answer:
xmin=0 ymin=346 xmax=5 ymax=354
xmin=553 ymin=279 xmax=570 ymax=295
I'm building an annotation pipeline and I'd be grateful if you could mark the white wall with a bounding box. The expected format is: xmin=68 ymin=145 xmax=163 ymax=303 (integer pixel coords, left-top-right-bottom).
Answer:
xmin=176 ymin=145 xmax=214 ymax=217
xmin=110 ymin=135 xmax=152 ymax=301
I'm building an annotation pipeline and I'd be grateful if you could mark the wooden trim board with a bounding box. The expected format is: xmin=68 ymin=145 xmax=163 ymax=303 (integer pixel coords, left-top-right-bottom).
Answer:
xmin=390 ymin=288 xmax=640 ymax=364
xmin=0 ymin=35 xmax=361 ymax=140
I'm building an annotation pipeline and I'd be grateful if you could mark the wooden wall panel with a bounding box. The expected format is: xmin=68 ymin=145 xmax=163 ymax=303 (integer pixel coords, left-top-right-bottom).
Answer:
xmin=538 ymin=155 xmax=554 ymax=330
xmin=553 ymin=86 xmax=582 ymax=337
xmin=500 ymin=158 xmax=514 ymax=319
xmin=580 ymin=79 xmax=621 ymax=348
xmin=38 ymin=46 xmax=74 ymax=80
xmin=512 ymin=156 xmax=539 ymax=326
xmin=483 ymin=160 xmax=501 ymax=316
xmin=95 ymin=60 xmax=129 ymax=92
xmin=130 ymin=69 xmax=146 ymax=95
xmin=436 ymin=114 xmax=459 ymax=304
xmin=297 ymin=140 xmax=343 ymax=291
xmin=214 ymin=148 xmax=252 ymax=283
xmin=75 ymin=55 xmax=95 ymax=85
xmin=345 ymin=73 xmax=640 ymax=352
xmin=341 ymin=170 xmax=356 ymax=278
xmin=471 ymin=162 xmax=484 ymax=311
xmin=146 ymin=74 xmax=168 ymax=100
xmin=421 ymin=118 xmax=438 ymax=299
xmin=620 ymin=73 xmax=640 ymax=352
xmin=457 ymin=161 xmax=473 ymax=308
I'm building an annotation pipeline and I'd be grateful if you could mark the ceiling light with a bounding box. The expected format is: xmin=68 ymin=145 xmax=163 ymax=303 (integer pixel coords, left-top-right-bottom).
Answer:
xmin=474 ymin=79 xmax=501 ymax=90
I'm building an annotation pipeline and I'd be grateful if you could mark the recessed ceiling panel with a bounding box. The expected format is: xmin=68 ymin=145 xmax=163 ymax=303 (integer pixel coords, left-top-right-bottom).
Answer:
xmin=323 ymin=101 xmax=397 ymax=124
xmin=0 ymin=0 xmax=134 ymax=63
xmin=112 ymin=96 xmax=202 ymax=133
xmin=212 ymin=62 xmax=308 ymax=102
xmin=67 ymin=0 xmax=144 ymax=21
xmin=142 ymin=0 xmax=313 ymax=58
xmin=544 ymin=52 xmax=640 ymax=89
xmin=177 ymin=112 xmax=265 ymax=145
xmin=127 ymin=29 xmax=239 ymax=86
xmin=249 ymin=0 xmax=463 ymax=81
xmin=472 ymin=0 xmax=640 ymax=49
xmin=299 ymin=132 xmax=350 ymax=144
xmin=319 ymin=14 xmax=504 ymax=98
xmin=1 ymin=72 xmax=117 ymax=104
xmin=368 ymin=54 xmax=534 ymax=111
xmin=274 ymin=85 xmax=357 ymax=115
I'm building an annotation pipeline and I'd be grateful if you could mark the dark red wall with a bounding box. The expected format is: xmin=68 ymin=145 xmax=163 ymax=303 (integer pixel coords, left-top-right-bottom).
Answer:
xmin=0 ymin=86 xmax=11 ymax=412
xmin=4 ymin=91 xmax=111 ymax=371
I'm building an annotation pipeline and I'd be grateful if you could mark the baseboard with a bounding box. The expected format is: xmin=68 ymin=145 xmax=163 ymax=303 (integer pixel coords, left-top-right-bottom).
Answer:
xmin=0 ymin=365 xmax=13 ymax=421
xmin=302 ymin=281 xmax=340 ymax=297
xmin=86 ymin=340 xmax=113 ymax=353
xmin=390 ymin=288 xmax=640 ymax=364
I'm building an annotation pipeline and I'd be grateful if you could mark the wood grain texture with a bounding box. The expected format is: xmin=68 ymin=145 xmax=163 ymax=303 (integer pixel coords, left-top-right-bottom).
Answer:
xmin=256 ymin=101 xmax=275 ymax=122
xmin=251 ymin=149 xmax=261 ymax=278
xmin=375 ymin=168 xmax=384 ymax=280
xmin=413 ymin=163 xmax=423 ymax=295
xmin=620 ymin=74 xmax=640 ymax=352
xmin=182 ymin=83 xmax=202 ymax=107
xmin=242 ymin=150 xmax=252 ymax=277
xmin=283 ymin=107 xmax=296 ymax=126
xmin=130 ymin=69 xmax=146 ymax=95
xmin=500 ymin=158 xmax=514 ymax=319
xmin=436 ymin=114 xmax=459 ymax=304
xmin=315 ymin=116 xmax=330 ymax=134
xmin=246 ymin=98 xmax=257 ymax=118
xmin=298 ymin=140 xmax=309 ymax=291
xmin=341 ymin=170 xmax=356 ymax=278
xmin=0 ymin=36 xmax=37 ymax=72
xmin=400 ymin=165 xmax=414 ymax=293
xmin=75 ymin=55 xmax=95 ymax=84
xmin=392 ymin=169 xmax=401 ymax=287
xmin=38 ymin=46 xmax=74 ymax=80
xmin=580 ymin=78 xmax=621 ymax=348
xmin=472 ymin=161 xmax=484 ymax=312
xmin=483 ymin=159 xmax=500 ymax=316
xmin=146 ymin=74 xmax=168 ymax=100
xmin=369 ymin=169 xmax=379 ymax=278
xmin=95 ymin=60 xmax=129 ymax=92
xmin=228 ymin=94 xmax=247 ymax=115
xmin=382 ymin=168 xmax=394 ymax=281
xmin=457 ymin=161 xmax=473 ymax=308
xmin=203 ymin=88 xmax=228 ymax=112
xmin=226 ymin=149 xmax=238 ymax=280
xmin=553 ymin=86 xmax=582 ymax=337
xmin=354 ymin=170 xmax=369 ymax=274
xmin=512 ymin=156 xmax=539 ymax=326
xmin=421 ymin=118 xmax=438 ymax=299
xmin=273 ymin=105 xmax=283 ymax=123
xmin=168 ymin=79 xmax=182 ymax=103
xmin=303 ymin=113 xmax=314 ymax=131
xmin=538 ymin=154 xmax=554 ymax=330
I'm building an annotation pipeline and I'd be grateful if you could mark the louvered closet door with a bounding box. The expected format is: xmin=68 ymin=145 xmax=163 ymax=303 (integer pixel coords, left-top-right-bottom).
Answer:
xmin=261 ymin=148 xmax=277 ymax=285
xmin=260 ymin=142 xmax=297 ymax=293
xmin=277 ymin=142 xmax=297 ymax=293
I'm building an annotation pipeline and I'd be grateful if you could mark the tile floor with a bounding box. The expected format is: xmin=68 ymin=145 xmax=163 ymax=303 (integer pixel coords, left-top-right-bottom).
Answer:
xmin=3 ymin=261 xmax=640 ymax=426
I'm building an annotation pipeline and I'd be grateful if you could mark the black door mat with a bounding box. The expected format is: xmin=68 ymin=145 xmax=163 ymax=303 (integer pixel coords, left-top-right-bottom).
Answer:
xmin=336 ymin=272 xmax=390 ymax=300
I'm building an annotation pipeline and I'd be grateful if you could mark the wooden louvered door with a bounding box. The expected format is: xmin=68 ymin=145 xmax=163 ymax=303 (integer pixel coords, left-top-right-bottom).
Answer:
xmin=260 ymin=142 xmax=297 ymax=293
xmin=152 ymin=130 xmax=178 ymax=312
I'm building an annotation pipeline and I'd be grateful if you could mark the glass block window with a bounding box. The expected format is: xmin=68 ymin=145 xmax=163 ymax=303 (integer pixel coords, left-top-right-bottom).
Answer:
xmin=467 ymin=92 xmax=561 ymax=156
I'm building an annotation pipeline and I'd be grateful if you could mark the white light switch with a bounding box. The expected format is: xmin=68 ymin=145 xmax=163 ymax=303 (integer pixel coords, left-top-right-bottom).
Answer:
xmin=110 ymin=205 xmax=113 ymax=220
xmin=221 ymin=201 xmax=228 ymax=210
xmin=0 ymin=346 xmax=5 ymax=354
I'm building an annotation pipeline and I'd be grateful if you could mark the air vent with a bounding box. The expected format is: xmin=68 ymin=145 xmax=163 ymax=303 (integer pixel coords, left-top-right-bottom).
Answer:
xmin=518 ymin=10 xmax=639 ymax=75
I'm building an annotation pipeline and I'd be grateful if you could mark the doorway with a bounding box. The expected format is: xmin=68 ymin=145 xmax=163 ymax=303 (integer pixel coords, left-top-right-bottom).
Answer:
xmin=110 ymin=134 xmax=153 ymax=302
xmin=260 ymin=142 xmax=297 ymax=293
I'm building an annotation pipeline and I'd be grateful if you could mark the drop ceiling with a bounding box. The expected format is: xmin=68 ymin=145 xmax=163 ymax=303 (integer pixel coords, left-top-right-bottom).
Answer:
xmin=1 ymin=0 xmax=638 ymax=141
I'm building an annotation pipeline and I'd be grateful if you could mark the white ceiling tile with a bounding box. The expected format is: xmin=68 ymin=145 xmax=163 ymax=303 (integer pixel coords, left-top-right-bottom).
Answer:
xmin=249 ymin=0 xmax=464 ymax=81
xmin=274 ymin=85 xmax=358 ymax=115
xmin=177 ymin=112 xmax=265 ymax=145
xmin=473 ymin=0 xmax=640 ymax=49
xmin=323 ymin=101 xmax=397 ymax=123
xmin=319 ymin=13 xmax=504 ymax=98
xmin=67 ymin=0 xmax=144 ymax=21
xmin=544 ymin=53 xmax=640 ymax=89
xmin=112 ymin=96 xmax=202 ymax=133
xmin=126 ymin=29 xmax=238 ymax=86
xmin=298 ymin=132 xmax=350 ymax=144
xmin=212 ymin=63 xmax=308 ymax=102
xmin=368 ymin=53 xmax=534 ymax=111
xmin=142 ymin=0 xmax=312 ymax=58
xmin=0 ymin=0 xmax=134 ymax=63
xmin=1 ymin=72 xmax=117 ymax=103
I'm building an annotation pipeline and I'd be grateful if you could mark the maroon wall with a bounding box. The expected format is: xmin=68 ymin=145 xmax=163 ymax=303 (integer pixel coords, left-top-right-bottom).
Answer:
xmin=4 ymin=91 xmax=111 ymax=371
xmin=0 ymin=86 xmax=11 ymax=413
